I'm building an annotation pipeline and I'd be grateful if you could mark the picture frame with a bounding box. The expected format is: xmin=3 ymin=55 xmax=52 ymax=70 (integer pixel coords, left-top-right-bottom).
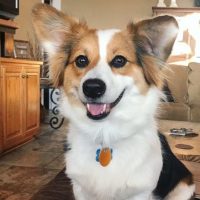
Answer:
xmin=195 ymin=0 xmax=200 ymax=6
xmin=14 ymin=40 xmax=31 ymax=59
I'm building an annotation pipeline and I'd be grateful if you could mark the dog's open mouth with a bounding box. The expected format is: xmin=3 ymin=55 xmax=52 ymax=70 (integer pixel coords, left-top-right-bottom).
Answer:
xmin=86 ymin=89 xmax=125 ymax=120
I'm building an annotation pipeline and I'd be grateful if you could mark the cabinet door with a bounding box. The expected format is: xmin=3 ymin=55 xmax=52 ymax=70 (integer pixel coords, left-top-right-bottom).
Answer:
xmin=23 ymin=67 xmax=40 ymax=136
xmin=1 ymin=66 xmax=24 ymax=150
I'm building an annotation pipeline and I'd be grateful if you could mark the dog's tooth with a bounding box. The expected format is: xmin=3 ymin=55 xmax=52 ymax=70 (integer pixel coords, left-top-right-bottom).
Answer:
xmin=100 ymin=104 xmax=106 ymax=114
xmin=86 ymin=104 xmax=90 ymax=110
xmin=106 ymin=104 xmax=111 ymax=113
xmin=103 ymin=104 xmax=106 ymax=112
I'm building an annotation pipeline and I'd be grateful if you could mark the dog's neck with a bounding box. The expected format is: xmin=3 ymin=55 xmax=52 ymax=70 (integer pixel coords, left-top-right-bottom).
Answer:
xmin=69 ymin=117 xmax=158 ymax=147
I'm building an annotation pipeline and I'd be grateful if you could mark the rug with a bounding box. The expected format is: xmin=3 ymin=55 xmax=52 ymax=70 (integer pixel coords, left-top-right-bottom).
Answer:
xmin=31 ymin=168 xmax=74 ymax=200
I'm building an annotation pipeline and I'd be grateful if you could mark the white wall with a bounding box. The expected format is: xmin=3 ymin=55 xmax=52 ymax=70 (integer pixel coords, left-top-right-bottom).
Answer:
xmin=61 ymin=0 xmax=194 ymax=29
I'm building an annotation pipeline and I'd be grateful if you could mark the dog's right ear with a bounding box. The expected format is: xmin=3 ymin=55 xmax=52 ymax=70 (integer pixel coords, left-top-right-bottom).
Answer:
xmin=32 ymin=4 xmax=88 ymax=86
xmin=32 ymin=3 xmax=86 ymax=55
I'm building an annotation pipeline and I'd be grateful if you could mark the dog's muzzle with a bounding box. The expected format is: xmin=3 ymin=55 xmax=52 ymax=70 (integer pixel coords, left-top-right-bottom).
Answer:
xmin=82 ymin=78 xmax=125 ymax=120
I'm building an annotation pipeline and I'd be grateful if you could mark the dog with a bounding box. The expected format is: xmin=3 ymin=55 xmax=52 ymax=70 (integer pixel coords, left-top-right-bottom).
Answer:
xmin=32 ymin=4 xmax=195 ymax=200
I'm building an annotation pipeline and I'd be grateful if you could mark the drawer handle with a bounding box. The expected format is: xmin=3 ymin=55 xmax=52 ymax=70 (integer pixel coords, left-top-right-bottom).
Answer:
xmin=21 ymin=74 xmax=26 ymax=78
xmin=21 ymin=74 xmax=29 ymax=78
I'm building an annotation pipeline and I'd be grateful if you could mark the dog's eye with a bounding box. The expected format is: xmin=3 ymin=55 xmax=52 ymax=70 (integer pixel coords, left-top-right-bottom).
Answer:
xmin=75 ymin=55 xmax=89 ymax=68
xmin=110 ymin=55 xmax=127 ymax=68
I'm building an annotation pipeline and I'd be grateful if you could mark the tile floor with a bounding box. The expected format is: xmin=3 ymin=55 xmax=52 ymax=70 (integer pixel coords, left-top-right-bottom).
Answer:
xmin=0 ymin=122 xmax=68 ymax=200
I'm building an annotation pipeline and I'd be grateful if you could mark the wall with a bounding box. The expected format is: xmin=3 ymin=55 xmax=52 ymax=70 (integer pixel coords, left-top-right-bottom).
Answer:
xmin=14 ymin=0 xmax=41 ymax=40
xmin=61 ymin=0 xmax=194 ymax=29
xmin=14 ymin=0 xmax=195 ymax=40
xmin=61 ymin=0 xmax=156 ymax=29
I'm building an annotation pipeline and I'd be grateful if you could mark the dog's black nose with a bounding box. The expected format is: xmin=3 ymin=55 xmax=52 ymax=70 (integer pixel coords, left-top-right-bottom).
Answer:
xmin=83 ymin=79 xmax=106 ymax=99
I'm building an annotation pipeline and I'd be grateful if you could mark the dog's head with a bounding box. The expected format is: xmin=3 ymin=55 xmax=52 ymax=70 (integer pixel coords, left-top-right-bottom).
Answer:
xmin=32 ymin=4 xmax=178 ymax=141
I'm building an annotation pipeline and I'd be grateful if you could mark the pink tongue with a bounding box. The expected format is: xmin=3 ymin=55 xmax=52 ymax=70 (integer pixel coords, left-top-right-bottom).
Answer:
xmin=87 ymin=104 xmax=106 ymax=116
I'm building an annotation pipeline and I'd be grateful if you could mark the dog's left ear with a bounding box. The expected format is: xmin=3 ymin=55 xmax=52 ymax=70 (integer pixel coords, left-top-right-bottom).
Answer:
xmin=127 ymin=15 xmax=178 ymax=87
xmin=128 ymin=15 xmax=179 ymax=62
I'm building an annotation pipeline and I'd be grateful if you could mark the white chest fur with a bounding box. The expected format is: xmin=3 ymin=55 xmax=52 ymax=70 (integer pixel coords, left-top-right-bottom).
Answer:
xmin=65 ymin=125 xmax=162 ymax=200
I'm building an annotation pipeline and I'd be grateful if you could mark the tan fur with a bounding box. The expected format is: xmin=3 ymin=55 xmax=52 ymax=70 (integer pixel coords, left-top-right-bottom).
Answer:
xmin=107 ymin=32 xmax=150 ymax=94
xmin=62 ymin=30 xmax=100 ymax=105
xmin=106 ymin=30 xmax=163 ymax=92
xmin=132 ymin=16 xmax=178 ymax=61
xmin=32 ymin=4 xmax=89 ymax=87
xmin=140 ymin=55 xmax=164 ymax=89
xmin=32 ymin=4 xmax=178 ymax=91
xmin=182 ymin=175 xmax=194 ymax=186
xmin=165 ymin=181 xmax=195 ymax=200
xmin=107 ymin=31 xmax=136 ymax=63
xmin=69 ymin=30 xmax=99 ymax=67
xmin=125 ymin=16 xmax=178 ymax=89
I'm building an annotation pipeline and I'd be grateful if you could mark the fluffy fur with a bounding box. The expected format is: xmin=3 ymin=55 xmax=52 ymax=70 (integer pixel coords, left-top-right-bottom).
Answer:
xmin=32 ymin=4 xmax=195 ymax=200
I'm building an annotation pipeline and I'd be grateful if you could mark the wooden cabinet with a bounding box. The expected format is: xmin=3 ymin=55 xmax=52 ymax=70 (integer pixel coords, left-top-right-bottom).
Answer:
xmin=0 ymin=58 xmax=42 ymax=153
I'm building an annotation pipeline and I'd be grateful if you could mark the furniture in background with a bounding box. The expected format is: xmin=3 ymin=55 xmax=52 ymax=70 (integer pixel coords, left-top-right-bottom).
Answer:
xmin=159 ymin=61 xmax=200 ymax=122
xmin=152 ymin=7 xmax=200 ymax=122
xmin=40 ymin=78 xmax=64 ymax=129
xmin=159 ymin=120 xmax=200 ymax=198
xmin=153 ymin=7 xmax=200 ymax=196
xmin=0 ymin=19 xmax=18 ymax=57
xmin=0 ymin=57 xmax=42 ymax=154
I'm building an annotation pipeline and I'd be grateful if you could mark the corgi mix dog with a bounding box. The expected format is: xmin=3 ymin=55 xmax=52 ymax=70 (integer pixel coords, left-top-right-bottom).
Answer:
xmin=32 ymin=4 xmax=195 ymax=200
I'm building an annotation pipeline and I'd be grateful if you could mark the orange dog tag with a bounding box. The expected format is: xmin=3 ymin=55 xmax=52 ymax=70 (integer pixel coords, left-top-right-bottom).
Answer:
xmin=99 ymin=148 xmax=112 ymax=167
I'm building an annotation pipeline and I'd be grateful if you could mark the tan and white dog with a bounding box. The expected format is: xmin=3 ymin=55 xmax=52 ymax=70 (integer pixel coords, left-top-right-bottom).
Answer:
xmin=32 ymin=4 xmax=195 ymax=200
